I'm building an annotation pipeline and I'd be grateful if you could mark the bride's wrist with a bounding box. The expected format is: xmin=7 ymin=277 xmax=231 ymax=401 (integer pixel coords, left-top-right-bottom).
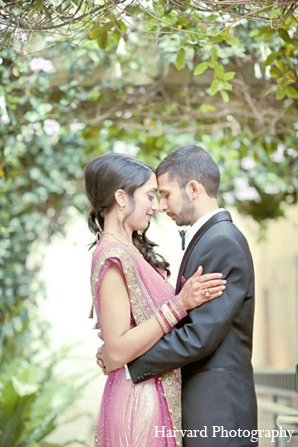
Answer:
xmin=155 ymin=295 xmax=187 ymax=334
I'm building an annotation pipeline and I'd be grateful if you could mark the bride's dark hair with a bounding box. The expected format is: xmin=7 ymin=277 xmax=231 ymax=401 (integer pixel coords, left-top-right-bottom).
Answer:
xmin=84 ymin=153 xmax=170 ymax=275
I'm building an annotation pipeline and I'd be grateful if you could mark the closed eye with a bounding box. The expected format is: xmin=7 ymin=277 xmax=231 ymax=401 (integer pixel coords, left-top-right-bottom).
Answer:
xmin=147 ymin=190 xmax=157 ymax=201
xmin=147 ymin=194 xmax=155 ymax=201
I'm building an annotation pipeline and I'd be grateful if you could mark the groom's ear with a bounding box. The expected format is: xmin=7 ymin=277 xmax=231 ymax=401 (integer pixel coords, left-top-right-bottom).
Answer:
xmin=186 ymin=180 xmax=201 ymax=199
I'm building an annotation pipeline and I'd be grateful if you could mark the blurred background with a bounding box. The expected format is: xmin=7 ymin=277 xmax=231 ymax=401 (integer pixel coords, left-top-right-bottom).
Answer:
xmin=1 ymin=1 xmax=297 ymax=446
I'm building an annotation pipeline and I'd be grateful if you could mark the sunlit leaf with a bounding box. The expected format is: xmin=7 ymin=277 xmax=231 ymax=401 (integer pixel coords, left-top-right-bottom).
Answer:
xmin=270 ymin=67 xmax=282 ymax=78
xmin=222 ymin=71 xmax=235 ymax=81
xmin=220 ymin=90 xmax=229 ymax=102
xmin=278 ymin=28 xmax=292 ymax=44
xmin=286 ymin=86 xmax=298 ymax=99
xmin=214 ymin=62 xmax=225 ymax=78
xmin=276 ymin=86 xmax=286 ymax=100
xmin=194 ymin=61 xmax=209 ymax=75
xmin=89 ymin=26 xmax=102 ymax=40
xmin=226 ymin=37 xmax=240 ymax=46
xmin=210 ymin=79 xmax=220 ymax=96
xmin=176 ymin=48 xmax=186 ymax=70
xmin=264 ymin=52 xmax=279 ymax=67
xmin=276 ymin=59 xmax=288 ymax=71
xmin=210 ymin=35 xmax=224 ymax=44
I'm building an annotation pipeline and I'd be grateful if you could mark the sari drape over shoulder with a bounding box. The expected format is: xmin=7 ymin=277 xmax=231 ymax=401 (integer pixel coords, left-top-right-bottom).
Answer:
xmin=90 ymin=241 xmax=182 ymax=447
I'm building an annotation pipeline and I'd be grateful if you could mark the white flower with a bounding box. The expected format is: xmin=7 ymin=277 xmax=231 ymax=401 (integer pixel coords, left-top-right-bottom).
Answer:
xmin=44 ymin=119 xmax=60 ymax=136
xmin=264 ymin=184 xmax=280 ymax=195
xmin=114 ymin=141 xmax=138 ymax=156
xmin=30 ymin=58 xmax=53 ymax=72
xmin=0 ymin=96 xmax=10 ymax=124
xmin=235 ymin=178 xmax=260 ymax=201
xmin=240 ymin=157 xmax=256 ymax=170
xmin=270 ymin=145 xmax=285 ymax=163
xmin=70 ymin=122 xmax=85 ymax=132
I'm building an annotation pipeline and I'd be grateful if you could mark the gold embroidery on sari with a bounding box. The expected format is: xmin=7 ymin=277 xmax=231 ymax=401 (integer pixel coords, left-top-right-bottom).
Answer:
xmin=91 ymin=246 xmax=182 ymax=447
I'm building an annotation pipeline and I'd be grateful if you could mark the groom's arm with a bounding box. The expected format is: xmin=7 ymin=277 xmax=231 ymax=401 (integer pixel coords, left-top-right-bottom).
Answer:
xmin=128 ymin=234 xmax=252 ymax=383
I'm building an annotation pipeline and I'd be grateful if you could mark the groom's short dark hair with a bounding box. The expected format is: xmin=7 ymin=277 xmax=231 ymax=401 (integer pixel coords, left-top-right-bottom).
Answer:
xmin=156 ymin=145 xmax=220 ymax=198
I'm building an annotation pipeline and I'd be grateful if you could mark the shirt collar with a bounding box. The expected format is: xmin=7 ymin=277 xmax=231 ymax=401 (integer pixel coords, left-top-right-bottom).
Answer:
xmin=184 ymin=208 xmax=225 ymax=250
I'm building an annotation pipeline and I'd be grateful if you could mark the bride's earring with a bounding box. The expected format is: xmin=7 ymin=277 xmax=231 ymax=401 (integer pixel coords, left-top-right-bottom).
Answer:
xmin=118 ymin=206 xmax=125 ymax=228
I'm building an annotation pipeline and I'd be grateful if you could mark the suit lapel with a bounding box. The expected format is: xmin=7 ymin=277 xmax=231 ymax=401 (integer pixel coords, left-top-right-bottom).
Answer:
xmin=175 ymin=210 xmax=232 ymax=293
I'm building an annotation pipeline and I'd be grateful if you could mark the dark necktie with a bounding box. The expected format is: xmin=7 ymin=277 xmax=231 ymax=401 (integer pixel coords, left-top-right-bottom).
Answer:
xmin=179 ymin=230 xmax=186 ymax=250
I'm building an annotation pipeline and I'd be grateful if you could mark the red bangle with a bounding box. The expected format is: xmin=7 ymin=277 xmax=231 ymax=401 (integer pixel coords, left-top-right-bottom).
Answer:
xmin=155 ymin=296 xmax=187 ymax=334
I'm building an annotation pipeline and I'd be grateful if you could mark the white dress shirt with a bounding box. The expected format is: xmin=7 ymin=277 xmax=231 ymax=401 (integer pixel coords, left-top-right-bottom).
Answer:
xmin=184 ymin=208 xmax=225 ymax=250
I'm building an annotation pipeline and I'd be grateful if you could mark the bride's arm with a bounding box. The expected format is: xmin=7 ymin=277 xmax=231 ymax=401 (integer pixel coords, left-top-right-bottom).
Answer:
xmin=99 ymin=264 xmax=164 ymax=369
xmin=98 ymin=264 xmax=225 ymax=371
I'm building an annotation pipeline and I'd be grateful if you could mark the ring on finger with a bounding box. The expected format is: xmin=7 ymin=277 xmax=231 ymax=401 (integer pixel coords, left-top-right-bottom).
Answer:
xmin=204 ymin=289 xmax=210 ymax=298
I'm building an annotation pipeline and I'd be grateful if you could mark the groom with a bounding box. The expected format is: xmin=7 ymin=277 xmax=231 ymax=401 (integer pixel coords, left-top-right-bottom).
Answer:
xmin=101 ymin=145 xmax=258 ymax=447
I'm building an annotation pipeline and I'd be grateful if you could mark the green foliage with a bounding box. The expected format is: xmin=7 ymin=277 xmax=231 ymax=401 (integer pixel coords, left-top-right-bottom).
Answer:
xmin=0 ymin=354 xmax=90 ymax=447
xmin=0 ymin=46 xmax=92 ymax=446
xmin=0 ymin=2 xmax=298 ymax=444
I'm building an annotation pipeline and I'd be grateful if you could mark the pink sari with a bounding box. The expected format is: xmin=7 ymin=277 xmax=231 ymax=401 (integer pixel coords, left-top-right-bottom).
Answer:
xmin=91 ymin=240 xmax=182 ymax=447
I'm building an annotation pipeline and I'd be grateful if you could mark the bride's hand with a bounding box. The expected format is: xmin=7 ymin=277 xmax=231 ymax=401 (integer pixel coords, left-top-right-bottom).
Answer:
xmin=177 ymin=265 xmax=226 ymax=310
xmin=96 ymin=343 xmax=120 ymax=374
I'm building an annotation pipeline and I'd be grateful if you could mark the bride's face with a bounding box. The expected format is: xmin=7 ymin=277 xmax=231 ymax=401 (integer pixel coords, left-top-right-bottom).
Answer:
xmin=126 ymin=172 xmax=159 ymax=232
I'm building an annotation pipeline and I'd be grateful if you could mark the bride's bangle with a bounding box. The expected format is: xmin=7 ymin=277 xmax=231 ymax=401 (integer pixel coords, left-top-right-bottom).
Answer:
xmin=155 ymin=295 xmax=188 ymax=334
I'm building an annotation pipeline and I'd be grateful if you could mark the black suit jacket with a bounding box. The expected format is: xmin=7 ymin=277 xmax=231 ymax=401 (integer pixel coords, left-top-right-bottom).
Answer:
xmin=128 ymin=211 xmax=258 ymax=447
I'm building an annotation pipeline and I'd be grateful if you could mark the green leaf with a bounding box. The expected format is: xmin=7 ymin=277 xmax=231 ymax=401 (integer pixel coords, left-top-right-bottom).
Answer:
xmin=224 ymin=27 xmax=231 ymax=40
xmin=13 ymin=7 xmax=25 ymax=14
xmin=264 ymin=52 xmax=279 ymax=67
xmin=259 ymin=28 xmax=276 ymax=40
xmin=111 ymin=29 xmax=122 ymax=49
xmin=286 ymin=86 xmax=298 ymax=99
xmin=210 ymin=35 xmax=224 ymax=44
xmin=97 ymin=30 xmax=109 ymax=50
xmin=278 ymin=28 xmax=293 ymax=44
xmin=222 ymin=71 xmax=235 ymax=82
xmin=214 ymin=62 xmax=225 ymax=78
xmin=89 ymin=23 xmax=113 ymax=48
xmin=12 ymin=376 xmax=39 ymax=396
xmin=222 ymin=81 xmax=233 ymax=91
xmin=226 ymin=37 xmax=240 ymax=46
xmin=206 ymin=14 xmax=218 ymax=23
xmin=89 ymin=26 xmax=102 ymax=40
xmin=176 ymin=48 xmax=186 ymax=70
xmin=284 ymin=70 xmax=296 ymax=84
xmin=220 ymin=90 xmax=230 ymax=102
xmin=270 ymin=67 xmax=281 ymax=78
xmin=256 ymin=26 xmax=270 ymax=37
xmin=276 ymin=86 xmax=286 ymax=100
xmin=210 ymin=79 xmax=220 ymax=96
xmin=276 ymin=59 xmax=287 ymax=72
xmin=117 ymin=20 xmax=127 ymax=32
xmin=32 ymin=0 xmax=43 ymax=11
xmin=194 ymin=61 xmax=209 ymax=76
xmin=199 ymin=104 xmax=217 ymax=114
xmin=211 ymin=46 xmax=218 ymax=61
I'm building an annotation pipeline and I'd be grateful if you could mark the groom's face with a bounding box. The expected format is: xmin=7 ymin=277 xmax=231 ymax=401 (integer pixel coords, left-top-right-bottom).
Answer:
xmin=158 ymin=172 xmax=195 ymax=226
